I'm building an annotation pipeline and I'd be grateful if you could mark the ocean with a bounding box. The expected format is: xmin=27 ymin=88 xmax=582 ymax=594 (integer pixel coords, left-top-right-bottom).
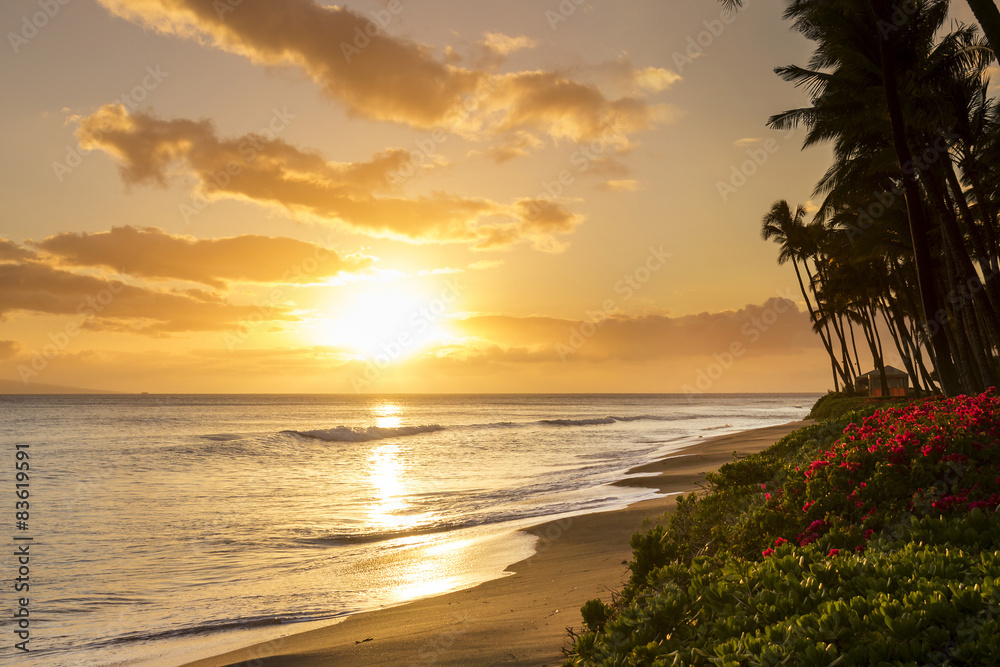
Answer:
xmin=0 ymin=393 xmax=817 ymax=666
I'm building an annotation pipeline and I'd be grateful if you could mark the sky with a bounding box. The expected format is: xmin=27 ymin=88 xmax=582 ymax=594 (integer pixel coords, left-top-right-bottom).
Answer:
xmin=2 ymin=0 xmax=967 ymax=394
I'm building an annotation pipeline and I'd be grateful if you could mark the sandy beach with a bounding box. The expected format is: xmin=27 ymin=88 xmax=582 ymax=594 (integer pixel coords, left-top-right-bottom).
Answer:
xmin=182 ymin=420 xmax=811 ymax=667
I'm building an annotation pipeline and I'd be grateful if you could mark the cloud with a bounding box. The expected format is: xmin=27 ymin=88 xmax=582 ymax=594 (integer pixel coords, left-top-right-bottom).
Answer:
xmin=579 ymin=156 xmax=633 ymax=179
xmin=473 ymin=131 xmax=543 ymax=164
xmin=94 ymin=0 xmax=672 ymax=143
xmin=0 ymin=256 xmax=294 ymax=334
xmin=595 ymin=179 xmax=639 ymax=192
xmin=488 ymin=70 xmax=671 ymax=143
xmin=468 ymin=259 xmax=504 ymax=270
xmin=0 ymin=239 xmax=37 ymax=262
xmin=583 ymin=54 xmax=682 ymax=96
xmin=472 ymin=199 xmax=582 ymax=251
xmin=0 ymin=341 xmax=20 ymax=361
xmin=32 ymin=226 xmax=372 ymax=289
xmin=0 ymin=299 xmax=829 ymax=393
xmin=480 ymin=32 xmax=537 ymax=57
xmin=77 ymin=105 xmax=584 ymax=249
xmin=451 ymin=298 xmax=820 ymax=362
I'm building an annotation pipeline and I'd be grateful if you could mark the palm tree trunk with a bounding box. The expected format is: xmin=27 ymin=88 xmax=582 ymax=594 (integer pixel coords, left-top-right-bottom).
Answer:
xmin=792 ymin=259 xmax=847 ymax=389
xmin=932 ymin=164 xmax=1000 ymax=351
xmin=878 ymin=296 xmax=921 ymax=394
xmin=869 ymin=0 xmax=962 ymax=394
xmin=867 ymin=302 xmax=891 ymax=396
xmin=848 ymin=320 xmax=863 ymax=377
xmin=966 ymin=0 xmax=1000 ymax=60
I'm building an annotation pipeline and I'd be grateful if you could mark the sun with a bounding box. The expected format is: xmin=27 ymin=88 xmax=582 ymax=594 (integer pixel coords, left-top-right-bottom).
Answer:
xmin=310 ymin=286 xmax=455 ymax=360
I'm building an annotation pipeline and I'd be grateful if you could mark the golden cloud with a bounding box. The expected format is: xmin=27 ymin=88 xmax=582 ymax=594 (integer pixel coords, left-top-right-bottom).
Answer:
xmin=0 ymin=299 xmax=828 ymax=392
xmin=595 ymin=179 xmax=639 ymax=192
xmin=0 ymin=340 xmax=21 ymax=361
xmin=33 ymin=226 xmax=371 ymax=289
xmin=77 ymin=105 xmax=584 ymax=249
xmin=0 ymin=255 xmax=295 ymax=334
xmin=452 ymin=298 xmax=820 ymax=361
xmin=0 ymin=239 xmax=36 ymax=262
xmin=480 ymin=32 xmax=537 ymax=57
xmin=94 ymin=0 xmax=672 ymax=143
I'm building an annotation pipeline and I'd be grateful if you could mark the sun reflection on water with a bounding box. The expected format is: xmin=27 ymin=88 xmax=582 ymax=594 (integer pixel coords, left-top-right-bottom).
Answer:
xmin=371 ymin=401 xmax=402 ymax=428
xmin=362 ymin=398 xmax=464 ymax=602
xmin=368 ymin=444 xmax=413 ymax=529
xmin=388 ymin=539 xmax=470 ymax=601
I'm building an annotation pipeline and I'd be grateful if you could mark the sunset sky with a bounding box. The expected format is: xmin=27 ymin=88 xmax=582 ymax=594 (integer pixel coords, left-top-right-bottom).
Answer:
xmin=3 ymin=0 xmax=971 ymax=394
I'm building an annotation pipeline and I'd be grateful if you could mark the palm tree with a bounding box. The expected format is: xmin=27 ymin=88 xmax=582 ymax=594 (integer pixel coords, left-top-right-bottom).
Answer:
xmin=724 ymin=0 xmax=1000 ymax=394
xmin=721 ymin=0 xmax=1000 ymax=60
xmin=761 ymin=201 xmax=850 ymax=389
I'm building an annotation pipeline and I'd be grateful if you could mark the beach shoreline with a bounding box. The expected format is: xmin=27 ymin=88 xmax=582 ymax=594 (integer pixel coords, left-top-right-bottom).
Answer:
xmin=181 ymin=420 xmax=812 ymax=667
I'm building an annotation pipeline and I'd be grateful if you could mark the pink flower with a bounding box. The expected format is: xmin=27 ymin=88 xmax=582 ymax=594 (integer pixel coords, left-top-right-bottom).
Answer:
xmin=762 ymin=548 xmax=774 ymax=557
xmin=774 ymin=537 xmax=788 ymax=546
xmin=828 ymin=548 xmax=840 ymax=556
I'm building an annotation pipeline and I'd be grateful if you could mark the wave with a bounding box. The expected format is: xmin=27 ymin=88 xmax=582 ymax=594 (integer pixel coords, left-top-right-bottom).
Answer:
xmin=200 ymin=433 xmax=245 ymax=442
xmin=701 ymin=423 xmax=733 ymax=431
xmin=302 ymin=522 xmax=473 ymax=545
xmin=279 ymin=414 xmax=690 ymax=443
xmin=283 ymin=424 xmax=446 ymax=442
xmin=96 ymin=610 xmax=349 ymax=647
xmin=538 ymin=415 xmax=690 ymax=427
xmin=541 ymin=417 xmax=618 ymax=426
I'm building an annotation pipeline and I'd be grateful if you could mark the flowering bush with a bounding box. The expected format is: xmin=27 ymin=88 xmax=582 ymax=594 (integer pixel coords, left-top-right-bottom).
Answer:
xmin=758 ymin=390 xmax=1000 ymax=554
xmin=566 ymin=391 xmax=1000 ymax=666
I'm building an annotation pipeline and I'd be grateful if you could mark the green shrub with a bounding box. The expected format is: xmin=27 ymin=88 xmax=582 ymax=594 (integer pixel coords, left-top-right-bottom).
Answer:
xmin=580 ymin=598 xmax=612 ymax=634
xmin=568 ymin=522 xmax=1000 ymax=666
xmin=566 ymin=391 xmax=1000 ymax=666
xmin=806 ymin=392 xmax=913 ymax=421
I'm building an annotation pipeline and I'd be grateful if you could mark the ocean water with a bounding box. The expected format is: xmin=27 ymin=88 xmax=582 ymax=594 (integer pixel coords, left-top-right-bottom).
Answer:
xmin=0 ymin=393 xmax=817 ymax=666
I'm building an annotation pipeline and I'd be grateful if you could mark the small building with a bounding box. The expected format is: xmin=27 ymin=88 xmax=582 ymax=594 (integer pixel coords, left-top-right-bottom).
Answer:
xmin=857 ymin=366 xmax=909 ymax=398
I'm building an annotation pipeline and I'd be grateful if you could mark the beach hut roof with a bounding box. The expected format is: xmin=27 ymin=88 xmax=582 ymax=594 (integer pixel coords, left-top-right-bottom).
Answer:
xmin=859 ymin=366 xmax=908 ymax=378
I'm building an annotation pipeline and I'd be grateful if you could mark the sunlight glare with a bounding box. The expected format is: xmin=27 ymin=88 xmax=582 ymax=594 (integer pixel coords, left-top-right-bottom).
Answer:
xmin=371 ymin=401 xmax=402 ymax=428
xmin=312 ymin=286 xmax=455 ymax=361
xmin=368 ymin=443 xmax=429 ymax=531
